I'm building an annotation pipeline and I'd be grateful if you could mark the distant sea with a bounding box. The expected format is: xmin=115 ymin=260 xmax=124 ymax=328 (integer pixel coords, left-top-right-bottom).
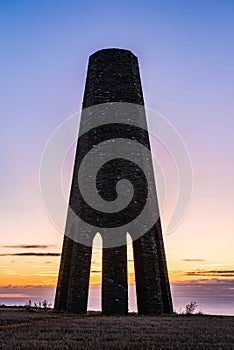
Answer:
xmin=1 ymin=281 xmax=233 ymax=316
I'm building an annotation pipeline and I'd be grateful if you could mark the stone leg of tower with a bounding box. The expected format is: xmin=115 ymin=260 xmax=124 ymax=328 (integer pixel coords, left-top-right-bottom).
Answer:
xmin=54 ymin=235 xmax=92 ymax=313
xmin=65 ymin=241 xmax=92 ymax=313
xmin=54 ymin=235 xmax=74 ymax=312
xmin=133 ymin=222 xmax=173 ymax=315
xmin=154 ymin=220 xmax=173 ymax=313
xmin=133 ymin=227 xmax=163 ymax=315
xmin=102 ymin=237 xmax=128 ymax=315
xmin=54 ymin=216 xmax=94 ymax=313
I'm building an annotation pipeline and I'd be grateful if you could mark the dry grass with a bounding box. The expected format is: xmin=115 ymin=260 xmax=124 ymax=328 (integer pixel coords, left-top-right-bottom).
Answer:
xmin=0 ymin=309 xmax=233 ymax=349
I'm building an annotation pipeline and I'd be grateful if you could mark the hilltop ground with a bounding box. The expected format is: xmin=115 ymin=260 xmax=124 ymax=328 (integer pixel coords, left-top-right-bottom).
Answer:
xmin=0 ymin=309 xmax=233 ymax=349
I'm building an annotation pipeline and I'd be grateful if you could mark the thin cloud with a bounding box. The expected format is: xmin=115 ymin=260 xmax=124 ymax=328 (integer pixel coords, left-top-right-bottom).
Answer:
xmin=186 ymin=269 xmax=234 ymax=277
xmin=32 ymin=265 xmax=57 ymax=268
xmin=182 ymin=259 xmax=205 ymax=262
xmin=207 ymin=270 xmax=234 ymax=274
xmin=2 ymin=245 xmax=55 ymax=249
xmin=0 ymin=252 xmax=61 ymax=257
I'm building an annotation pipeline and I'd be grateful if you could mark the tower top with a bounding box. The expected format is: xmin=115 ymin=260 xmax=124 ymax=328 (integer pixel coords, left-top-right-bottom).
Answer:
xmin=90 ymin=48 xmax=137 ymax=59
xmin=83 ymin=48 xmax=142 ymax=107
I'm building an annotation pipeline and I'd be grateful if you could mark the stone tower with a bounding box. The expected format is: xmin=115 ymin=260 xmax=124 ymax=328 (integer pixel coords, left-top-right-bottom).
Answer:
xmin=54 ymin=48 xmax=173 ymax=315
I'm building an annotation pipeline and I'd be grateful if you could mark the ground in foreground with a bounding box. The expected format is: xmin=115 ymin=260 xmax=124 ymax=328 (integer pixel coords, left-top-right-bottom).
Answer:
xmin=0 ymin=309 xmax=233 ymax=349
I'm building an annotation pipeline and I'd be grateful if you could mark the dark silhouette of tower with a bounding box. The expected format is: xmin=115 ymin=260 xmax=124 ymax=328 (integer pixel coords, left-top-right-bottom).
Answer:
xmin=54 ymin=49 xmax=173 ymax=315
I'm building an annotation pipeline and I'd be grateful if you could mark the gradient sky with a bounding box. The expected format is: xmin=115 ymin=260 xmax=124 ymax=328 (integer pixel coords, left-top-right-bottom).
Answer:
xmin=0 ymin=0 xmax=234 ymax=309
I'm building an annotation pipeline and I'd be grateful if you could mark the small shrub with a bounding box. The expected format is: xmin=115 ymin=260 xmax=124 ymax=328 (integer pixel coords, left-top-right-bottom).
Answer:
xmin=186 ymin=301 xmax=198 ymax=315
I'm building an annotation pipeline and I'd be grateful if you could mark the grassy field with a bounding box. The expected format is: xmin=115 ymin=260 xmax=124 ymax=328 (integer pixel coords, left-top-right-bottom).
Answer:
xmin=0 ymin=309 xmax=233 ymax=349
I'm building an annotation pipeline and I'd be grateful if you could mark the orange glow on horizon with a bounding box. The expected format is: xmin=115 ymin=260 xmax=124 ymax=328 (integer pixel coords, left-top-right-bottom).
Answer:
xmin=0 ymin=234 xmax=233 ymax=287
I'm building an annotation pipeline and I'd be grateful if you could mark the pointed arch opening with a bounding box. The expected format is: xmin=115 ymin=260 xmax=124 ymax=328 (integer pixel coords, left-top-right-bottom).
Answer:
xmin=87 ymin=233 xmax=102 ymax=311
xmin=126 ymin=232 xmax=137 ymax=313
